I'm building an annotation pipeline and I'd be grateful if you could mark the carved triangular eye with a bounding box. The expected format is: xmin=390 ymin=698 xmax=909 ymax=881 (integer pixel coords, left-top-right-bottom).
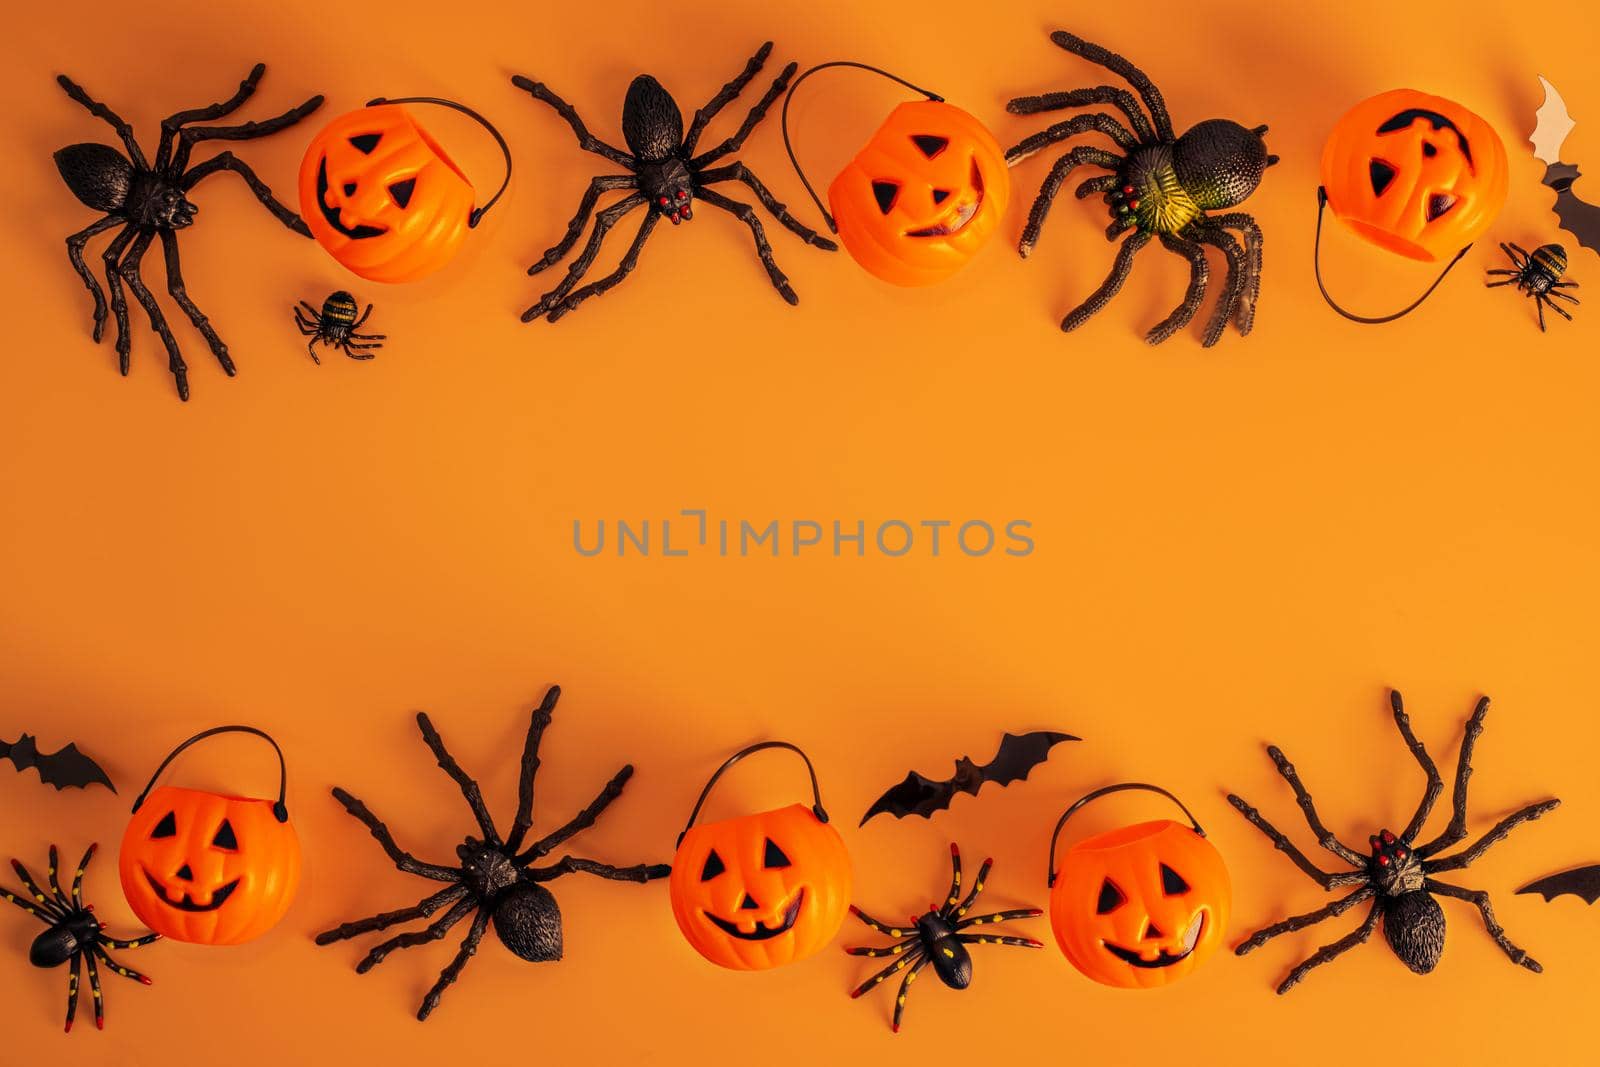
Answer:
xmin=151 ymin=811 xmax=177 ymax=839
xmin=931 ymin=189 xmax=951 ymax=204
xmin=1369 ymin=159 xmax=1396 ymax=196
xmin=350 ymin=133 xmax=382 ymax=154
xmin=700 ymin=849 xmax=726 ymax=881
xmin=872 ymin=180 xmax=899 ymax=214
xmin=1096 ymin=878 xmax=1125 ymax=914
xmin=763 ymin=838 xmax=791 ymax=869
xmin=388 ymin=178 xmax=417 ymax=209
xmin=1426 ymin=193 xmax=1456 ymax=221
xmin=212 ymin=819 xmax=238 ymax=851
xmin=911 ymin=134 xmax=949 ymax=158
xmin=1160 ymin=863 xmax=1190 ymax=895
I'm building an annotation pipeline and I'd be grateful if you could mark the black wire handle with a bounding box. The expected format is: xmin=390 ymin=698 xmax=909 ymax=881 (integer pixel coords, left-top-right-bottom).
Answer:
xmin=1046 ymin=782 xmax=1203 ymax=887
xmin=132 ymin=726 xmax=290 ymax=823
xmin=1313 ymin=187 xmax=1471 ymax=324
xmin=780 ymin=62 xmax=944 ymax=233
xmin=677 ymin=741 xmax=828 ymax=847
xmin=366 ymin=95 xmax=512 ymax=227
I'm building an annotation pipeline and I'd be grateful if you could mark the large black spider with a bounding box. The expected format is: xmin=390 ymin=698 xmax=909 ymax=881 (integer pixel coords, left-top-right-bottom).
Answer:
xmin=510 ymin=41 xmax=835 ymax=323
xmin=1005 ymin=32 xmax=1276 ymax=346
xmin=315 ymin=686 xmax=670 ymax=1020
xmin=2 ymin=844 xmax=158 ymax=1031
xmin=846 ymin=845 xmax=1042 ymax=1033
xmin=1229 ymin=691 xmax=1560 ymax=993
xmin=1485 ymin=242 xmax=1580 ymax=331
xmin=53 ymin=64 xmax=322 ymax=400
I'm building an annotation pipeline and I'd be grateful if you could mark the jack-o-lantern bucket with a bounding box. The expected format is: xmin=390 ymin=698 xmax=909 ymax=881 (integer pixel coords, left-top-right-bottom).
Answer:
xmin=670 ymin=741 xmax=853 ymax=970
xmin=781 ymin=63 xmax=1010 ymax=286
xmin=1046 ymin=783 xmax=1230 ymax=989
xmin=298 ymin=96 xmax=511 ymax=283
xmin=119 ymin=727 xmax=300 ymax=946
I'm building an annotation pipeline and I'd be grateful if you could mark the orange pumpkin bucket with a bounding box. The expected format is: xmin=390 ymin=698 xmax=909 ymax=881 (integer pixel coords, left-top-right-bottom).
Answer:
xmin=670 ymin=741 xmax=853 ymax=970
xmin=1046 ymin=783 xmax=1230 ymax=989
xmin=298 ymin=97 xmax=511 ymax=283
xmin=119 ymin=727 xmax=300 ymax=946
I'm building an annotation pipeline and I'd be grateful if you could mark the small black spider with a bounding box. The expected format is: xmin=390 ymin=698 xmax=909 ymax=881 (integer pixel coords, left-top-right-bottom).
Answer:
xmin=315 ymin=686 xmax=669 ymax=1020
xmin=1005 ymin=32 xmax=1276 ymax=345
xmin=510 ymin=41 xmax=836 ymax=323
xmin=1486 ymin=241 xmax=1580 ymax=331
xmin=294 ymin=291 xmax=385 ymax=363
xmin=846 ymin=844 xmax=1042 ymax=1032
xmin=53 ymin=64 xmax=322 ymax=400
xmin=2 ymin=844 xmax=159 ymax=1031
xmin=1230 ymin=691 xmax=1560 ymax=993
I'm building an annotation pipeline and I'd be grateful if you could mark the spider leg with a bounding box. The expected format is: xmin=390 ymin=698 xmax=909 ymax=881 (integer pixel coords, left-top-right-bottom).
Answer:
xmin=1498 ymin=242 xmax=1524 ymax=267
xmin=1273 ymin=900 xmax=1381 ymax=994
xmin=849 ymin=905 xmax=916 ymax=939
xmin=1547 ymin=290 xmax=1578 ymax=308
xmin=510 ymin=76 xmax=635 ymax=168
xmin=696 ymin=163 xmax=837 ymax=249
xmin=1208 ymin=212 xmax=1263 ymax=334
xmin=9 ymin=859 xmax=68 ymax=918
xmin=65 ymin=215 xmax=120 ymax=341
xmin=293 ymin=309 xmax=319 ymax=335
xmin=414 ymin=712 xmax=502 ymax=845
xmin=307 ymin=338 xmax=322 ymax=364
xmin=1425 ymin=879 xmax=1541 ymax=972
xmin=955 ymin=933 xmax=1044 ymax=948
xmin=1484 ymin=278 xmax=1518 ymax=287
xmin=100 ymin=933 xmax=159 ymax=951
xmin=1191 ymin=226 xmax=1242 ymax=347
xmin=1507 ymin=241 xmax=1533 ymax=261
xmin=953 ymin=908 xmax=1042 ymax=930
xmin=351 ymin=305 xmax=374 ymax=329
xmin=167 ymin=93 xmax=324 ymax=174
xmin=948 ymin=856 xmax=994 ymax=920
xmin=1105 ymin=216 xmax=1136 ymax=240
xmin=92 ymin=944 xmax=152 ymax=986
xmin=1016 ymin=145 xmax=1120 ymax=257
xmin=683 ymin=41 xmax=772 ymax=154
xmin=690 ymin=61 xmax=796 ymax=169
xmin=1005 ymin=113 xmax=1138 ymax=167
xmin=1422 ymin=798 xmax=1561 ymax=873
xmin=182 ymin=151 xmax=309 ymax=236
xmin=329 ymin=786 xmax=461 ymax=881
xmin=1061 ymin=230 xmax=1151 ymax=333
xmin=845 ymin=937 xmax=920 ymax=958
xmin=1414 ymin=697 xmax=1488 ymax=858
xmin=1074 ymin=173 xmax=1120 ymax=200
xmin=55 ymin=75 xmax=149 ymax=167
xmin=416 ymin=905 xmax=491 ymax=1021
xmin=523 ymin=195 xmax=646 ymax=320
xmin=1 ymin=883 xmax=56 ymax=921
xmin=119 ymin=230 xmax=191 ymax=400
xmin=355 ymin=896 xmax=476 ymax=974
xmin=1148 ymin=233 xmax=1210 ymax=345
xmin=1257 ymin=745 xmax=1365 ymax=865
xmin=315 ymin=884 xmax=467 ymax=945
xmin=1384 ymin=690 xmax=1446 ymax=842
xmin=889 ymin=954 xmax=931 ymax=1033
xmin=1044 ymin=31 xmax=1174 ymax=140
xmin=44 ymin=846 xmax=70 ymax=907
xmin=159 ymin=230 xmax=234 ymax=375
xmin=84 ymin=950 xmax=104 ymax=1028
xmin=546 ymin=213 xmax=661 ymax=323
xmin=1536 ymin=296 xmax=1548 ymax=331
xmin=349 ymin=331 xmax=387 ymax=343
xmin=69 ymin=844 xmax=97 ymax=910
xmin=522 ymin=855 xmax=671 ymax=882
xmin=696 ymin=186 xmax=800 ymax=304
xmin=516 ymin=764 xmax=636 ymax=863
xmin=339 ymin=343 xmax=377 ymax=362
xmin=157 ymin=62 xmax=265 ymax=169
xmin=1227 ymin=793 xmax=1367 ymax=890
xmin=528 ymin=175 xmax=639 ymax=276
xmin=1005 ymin=86 xmax=1155 ymax=142
xmin=100 ymin=224 xmax=137 ymax=376
xmin=1484 ymin=269 xmax=1519 ymax=276
xmin=1553 ymin=279 xmax=1579 ymax=288
xmin=64 ymin=952 xmax=82 ymax=1032
xmin=849 ymin=946 xmax=926 ymax=999
xmin=1234 ymin=885 xmax=1374 ymax=955
xmin=941 ymin=844 xmax=964 ymax=913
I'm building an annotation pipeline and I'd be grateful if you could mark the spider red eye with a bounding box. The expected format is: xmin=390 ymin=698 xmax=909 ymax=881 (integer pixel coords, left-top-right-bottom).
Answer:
xmin=1381 ymin=830 xmax=1395 ymax=844
xmin=1377 ymin=855 xmax=1390 ymax=867
xmin=676 ymin=190 xmax=687 ymax=200
xmin=658 ymin=196 xmax=670 ymax=206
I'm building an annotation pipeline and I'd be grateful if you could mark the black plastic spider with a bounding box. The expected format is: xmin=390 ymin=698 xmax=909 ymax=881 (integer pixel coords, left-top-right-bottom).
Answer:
xmin=1229 ymin=691 xmax=1560 ymax=993
xmin=294 ymin=291 xmax=385 ymax=363
xmin=2 ymin=844 xmax=158 ymax=1031
xmin=315 ymin=686 xmax=669 ymax=1020
xmin=846 ymin=844 xmax=1042 ymax=1032
xmin=1486 ymin=241 xmax=1580 ymax=331
xmin=510 ymin=41 xmax=835 ymax=323
xmin=1005 ymin=32 xmax=1276 ymax=346
xmin=53 ymin=63 xmax=322 ymax=400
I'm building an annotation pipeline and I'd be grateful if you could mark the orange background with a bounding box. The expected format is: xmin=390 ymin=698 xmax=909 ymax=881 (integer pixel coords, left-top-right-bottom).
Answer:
xmin=2 ymin=0 xmax=1598 ymax=1063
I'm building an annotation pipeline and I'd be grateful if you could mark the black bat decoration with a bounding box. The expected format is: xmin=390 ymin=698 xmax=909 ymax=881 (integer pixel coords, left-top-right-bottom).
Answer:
xmin=0 ymin=733 xmax=115 ymax=792
xmin=860 ymin=730 xmax=1078 ymax=826
xmin=1517 ymin=864 xmax=1600 ymax=905
xmin=1532 ymin=78 xmax=1600 ymax=256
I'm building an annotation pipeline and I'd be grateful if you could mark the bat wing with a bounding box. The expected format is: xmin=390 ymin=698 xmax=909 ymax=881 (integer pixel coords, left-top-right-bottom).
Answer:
xmin=1548 ymin=167 xmax=1600 ymax=255
xmin=859 ymin=730 xmax=1079 ymax=826
xmin=977 ymin=730 xmax=1079 ymax=787
xmin=0 ymin=733 xmax=116 ymax=792
xmin=1518 ymin=865 xmax=1600 ymax=905
xmin=1531 ymin=76 xmax=1575 ymax=167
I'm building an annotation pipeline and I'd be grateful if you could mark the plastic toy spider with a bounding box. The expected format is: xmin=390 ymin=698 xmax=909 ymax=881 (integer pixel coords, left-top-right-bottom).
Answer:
xmin=315 ymin=686 xmax=669 ymax=1020
xmin=1486 ymin=242 xmax=1580 ymax=331
xmin=53 ymin=63 xmax=322 ymax=400
xmin=1229 ymin=691 xmax=1560 ymax=993
xmin=2 ymin=844 xmax=158 ymax=1031
xmin=510 ymin=41 xmax=835 ymax=323
xmin=1005 ymin=32 xmax=1276 ymax=346
xmin=846 ymin=844 xmax=1042 ymax=1032
xmin=294 ymin=291 xmax=385 ymax=363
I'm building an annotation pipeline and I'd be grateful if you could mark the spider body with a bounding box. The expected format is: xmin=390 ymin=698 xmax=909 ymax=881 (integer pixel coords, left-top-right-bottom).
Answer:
xmin=293 ymin=290 xmax=384 ymax=363
xmin=53 ymin=64 xmax=322 ymax=400
xmin=511 ymin=42 xmax=835 ymax=323
xmin=1230 ymin=691 xmax=1560 ymax=993
xmin=1006 ymin=32 xmax=1276 ymax=346
xmin=1486 ymin=242 xmax=1579 ymax=330
xmin=315 ymin=686 xmax=670 ymax=1020
xmin=847 ymin=845 xmax=1042 ymax=1032
xmin=2 ymin=845 xmax=159 ymax=1031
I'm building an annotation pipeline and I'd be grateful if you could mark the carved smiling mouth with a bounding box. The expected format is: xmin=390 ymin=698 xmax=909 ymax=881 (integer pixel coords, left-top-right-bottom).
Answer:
xmin=705 ymin=890 xmax=804 ymax=941
xmin=905 ymin=160 xmax=984 ymax=238
xmin=315 ymin=160 xmax=387 ymax=240
xmin=144 ymin=869 xmax=240 ymax=913
xmin=1102 ymin=912 xmax=1204 ymax=969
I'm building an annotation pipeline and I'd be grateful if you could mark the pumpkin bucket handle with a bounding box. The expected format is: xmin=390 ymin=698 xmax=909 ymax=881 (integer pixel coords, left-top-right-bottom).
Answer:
xmin=132 ymin=726 xmax=290 ymax=823
xmin=780 ymin=62 xmax=944 ymax=233
xmin=677 ymin=740 xmax=828 ymax=847
xmin=1313 ymin=187 xmax=1472 ymax=324
xmin=1046 ymin=782 xmax=1203 ymax=888
xmin=365 ymin=96 xmax=512 ymax=228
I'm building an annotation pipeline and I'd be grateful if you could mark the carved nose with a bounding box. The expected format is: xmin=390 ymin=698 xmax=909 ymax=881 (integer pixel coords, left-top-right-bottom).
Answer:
xmin=1143 ymin=922 xmax=1164 ymax=940
xmin=174 ymin=864 xmax=193 ymax=882
xmin=739 ymin=894 xmax=759 ymax=911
